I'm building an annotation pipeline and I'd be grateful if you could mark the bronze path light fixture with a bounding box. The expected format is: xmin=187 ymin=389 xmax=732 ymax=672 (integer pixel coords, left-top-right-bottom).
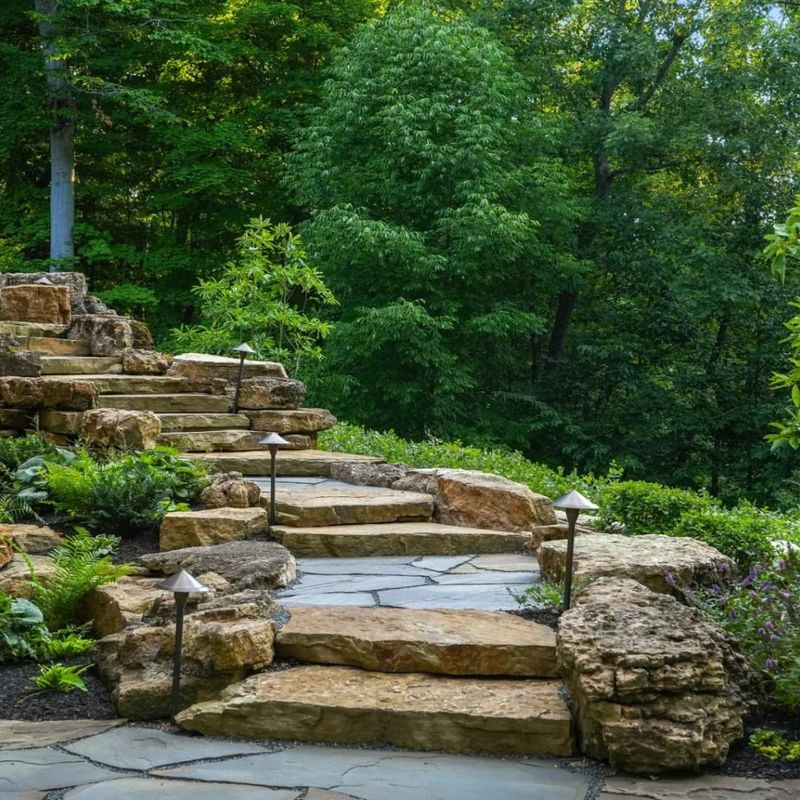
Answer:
xmin=157 ymin=569 xmax=209 ymax=719
xmin=259 ymin=432 xmax=290 ymax=526
xmin=231 ymin=342 xmax=255 ymax=413
xmin=551 ymin=490 xmax=598 ymax=611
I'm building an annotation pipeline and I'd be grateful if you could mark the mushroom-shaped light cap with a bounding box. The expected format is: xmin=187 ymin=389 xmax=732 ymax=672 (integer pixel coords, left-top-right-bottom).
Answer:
xmin=551 ymin=489 xmax=598 ymax=511
xmin=157 ymin=569 xmax=209 ymax=594
xmin=258 ymin=432 xmax=290 ymax=447
xmin=233 ymin=342 xmax=256 ymax=354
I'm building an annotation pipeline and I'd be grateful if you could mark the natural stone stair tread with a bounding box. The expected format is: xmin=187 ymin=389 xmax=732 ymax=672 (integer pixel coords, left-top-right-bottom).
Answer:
xmin=271 ymin=521 xmax=533 ymax=557
xmin=175 ymin=665 xmax=573 ymax=756
xmin=98 ymin=393 xmax=231 ymax=413
xmin=17 ymin=337 xmax=90 ymax=356
xmin=157 ymin=413 xmax=251 ymax=432
xmin=276 ymin=606 xmax=557 ymax=676
xmin=0 ymin=320 xmax=68 ymax=337
xmin=40 ymin=356 xmax=122 ymax=375
xmin=159 ymin=429 xmax=311 ymax=452
xmin=46 ymin=374 xmax=189 ymax=394
xmin=186 ymin=449 xmax=384 ymax=477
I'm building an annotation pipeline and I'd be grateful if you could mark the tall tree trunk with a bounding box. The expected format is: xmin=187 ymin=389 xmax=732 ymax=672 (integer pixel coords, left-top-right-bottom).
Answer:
xmin=36 ymin=0 xmax=75 ymax=267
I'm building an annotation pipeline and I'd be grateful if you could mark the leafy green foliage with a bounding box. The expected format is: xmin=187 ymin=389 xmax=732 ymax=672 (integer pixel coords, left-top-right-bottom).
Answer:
xmin=170 ymin=217 xmax=337 ymax=374
xmin=0 ymin=434 xmax=58 ymax=487
xmin=511 ymin=576 xmax=593 ymax=613
xmin=749 ymin=729 xmax=800 ymax=762
xmin=38 ymin=626 xmax=94 ymax=660
xmin=0 ymin=593 xmax=48 ymax=663
xmin=29 ymin=663 xmax=89 ymax=694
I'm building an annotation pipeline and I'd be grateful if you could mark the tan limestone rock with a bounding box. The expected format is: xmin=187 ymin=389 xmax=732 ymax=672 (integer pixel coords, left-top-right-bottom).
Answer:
xmin=329 ymin=461 xmax=410 ymax=488
xmin=187 ymin=449 xmax=384 ymax=477
xmin=0 ymin=538 xmax=11 ymax=569
xmin=557 ymin=577 xmax=751 ymax=774
xmin=159 ymin=507 xmax=269 ymax=551
xmin=394 ymin=468 xmax=556 ymax=531
xmin=237 ymin=377 xmax=306 ymax=410
xmin=167 ymin=353 xmax=287 ymax=389
xmin=0 ymin=335 xmax=42 ymax=377
xmin=38 ymin=409 xmax=84 ymax=435
xmin=539 ymin=532 xmax=732 ymax=595
xmin=79 ymin=577 xmax=164 ymax=637
xmin=245 ymin=408 xmax=337 ymax=433
xmin=121 ymin=348 xmax=168 ymax=375
xmin=200 ymin=472 xmax=261 ymax=509
xmin=0 ymin=284 xmax=71 ymax=324
xmin=0 ymin=554 xmax=56 ymax=599
xmin=0 ymin=524 xmax=63 ymax=554
xmin=0 ymin=377 xmax=97 ymax=410
xmin=66 ymin=313 xmax=134 ymax=356
xmin=277 ymin=606 xmax=557 ymax=676
xmin=0 ymin=409 xmax=33 ymax=429
xmin=160 ymin=429 xmax=312 ymax=452
xmin=80 ymin=408 xmax=161 ymax=450
xmin=175 ymin=665 xmax=574 ymax=756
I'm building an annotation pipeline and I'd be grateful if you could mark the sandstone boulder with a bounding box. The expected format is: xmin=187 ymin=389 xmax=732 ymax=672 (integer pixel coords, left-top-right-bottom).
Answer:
xmin=0 ymin=284 xmax=71 ymax=324
xmin=237 ymin=377 xmax=306 ymax=410
xmin=79 ymin=577 xmax=164 ymax=637
xmin=80 ymin=408 xmax=161 ymax=450
xmin=0 ymin=554 xmax=56 ymax=599
xmin=329 ymin=461 xmax=410 ymax=488
xmin=0 ymin=377 xmax=97 ymax=411
xmin=0 ymin=409 xmax=31 ymax=429
xmin=393 ymin=468 xmax=556 ymax=531
xmin=200 ymin=472 xmax=261 ymax=509
xmin=0 ymin=524 xmax=63 ymax=554
xmin=167 ymin=353 xmax=287 ymax=390
xmin=130 ymin=319 xmax=155 ymax=349
xmin=245 ymin=408 xmax=336 ymax=433
xmin=557 ymin=577 xmax=751 ymax=773
xmin=38 ymin=409 xmax=84 ymax=435
xmin=0 ymin=272 xmax=90 ymax=314
xmin=121 ymin=348 xmax=168 ymax=375
xmin=0 ymin=538 xmax=12 ymax=569
xmin=140 ymin=540 xmax=296 ymax=590
xmin=159 ymin=507 xmax=269 ymax=550
xmin=66 ymin=314 xmax=133 ymax=356
xmin=538 ymin=532 xmax=732 ymax=594
xmin=0 ymin=336 xmax=41 ymax=377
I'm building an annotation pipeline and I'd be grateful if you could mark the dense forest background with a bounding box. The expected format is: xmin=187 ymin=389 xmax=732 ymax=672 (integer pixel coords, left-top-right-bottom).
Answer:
xmin=2 ymin=0 xmax=800 ymax=505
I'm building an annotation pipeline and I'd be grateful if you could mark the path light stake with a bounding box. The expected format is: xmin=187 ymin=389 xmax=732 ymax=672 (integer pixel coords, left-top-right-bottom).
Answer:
xmin=157 ymin=569 xmax=209 ymax=719
xmin=259 ymin=432 xmax=290 ymax=526
xmin=231 ymin=342 xmax=255 ymax=413
xmin=551 ymin=490 xmax=598 ymax=612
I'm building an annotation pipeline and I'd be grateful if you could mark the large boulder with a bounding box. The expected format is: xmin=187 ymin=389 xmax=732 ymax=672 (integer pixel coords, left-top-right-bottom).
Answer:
xmin=0 ymin=554 xmax=56 ymax=599
xmin=80 ymin=408 xmax=161 ymax=450
xmin=139 ymin=539 xmax=296 ymax=590
xmin=66 ymin=314 xmax=133 ymax=356
xmin=200 ymin=472 xmax=261 ymax=509
xmin=121 ymin=348 xmax=168 ymax=375
xmin=393 ymin=468 xmax=556 ymax=531
xmin=0 ymin=284 xmax=71 ymax=324
xmin=557 ymin=577 xmax=751 ymax=774
xmin=0 ymin=524 xmax=63 ymax=555
xmin=79 ymin=576 xmax=164 ymax=637
xmin=167 ymin=353 xmax=287 ymax=391
xmin=159 ymin=507 xmax=269 ymax=550
xmin=538 ymin=532 xmax=732 ymax=595
xmin=0 ymin=272 xmax=103 ymax=315
xmin=245 ymin=408 xmax=336 ymax=433
xmin=0 ymin=378 xmax=97 ymax=410
xmin=236 ymin=377 xmax=306 ymax=410
xmin=0 ymin=335 xmax=41 ymax=377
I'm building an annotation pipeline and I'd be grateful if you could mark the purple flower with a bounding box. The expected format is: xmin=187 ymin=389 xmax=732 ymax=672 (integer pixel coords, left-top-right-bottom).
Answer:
xmin=760 ymin=581 xmax=774 ymax=591
xmin=765 ymin=658 xmax=778 ymax=670
xmin=749 ymin=590 xmax=758 ymax=600
xmin=758 ymin=627 xmax=767 ymax=637
xmin=729 ymin=610 xmax=738 ymax=620
xmin=665 ymin=572 xmax=676 ymax=586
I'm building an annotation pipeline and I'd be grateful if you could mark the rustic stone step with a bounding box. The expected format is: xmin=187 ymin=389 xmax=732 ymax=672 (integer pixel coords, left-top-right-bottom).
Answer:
xmin=276 ymin=606 xmax=557 ymax=677
xmin=157 ymin=413 xmax=251 ymax=432
xmin=47 ymin=374 xmax=189 ymax=394
xmin=159 ymin=507 xmax=269 ymax=550
xmin=245 ymin=408 xmax=336 ymax=433
xmin=159 ymin=429 xmax=312 ymax=452
xmin=266 ymin=485 xmax=434 ymax=527
xmin=271 ymin=521 xmax=533 ymax=556
xmin=98 ymin=393 xmax=231 ymax=413
xmin=0 ymin=409 xmax=32 ymax=429
xmin=18 ymin=336 xmax=90 ymax=356
xmin=186 ymin=449 xmax=384 ymax=477
xmin=0 ymin=320 xmax=68 ymax=338
xmin=41 ymin=356 xmax=122 ymax=375
xmin=175 ymin=665 xmax=573 ymax=756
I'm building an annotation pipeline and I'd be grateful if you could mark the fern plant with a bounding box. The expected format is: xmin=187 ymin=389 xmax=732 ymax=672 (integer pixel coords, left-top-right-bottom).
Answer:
xmin=39 ymin=626 xmax=94 ymax=659
xmin=29 ymin=663 xmax=89 ymax=693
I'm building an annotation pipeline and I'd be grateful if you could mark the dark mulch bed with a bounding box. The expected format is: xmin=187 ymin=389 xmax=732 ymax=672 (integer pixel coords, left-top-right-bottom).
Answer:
xmin=507 ymin=607 xmax=561 ymax=629
xmin=114 ymin=526 xmax=159 ymax=564
xmin=0 ymin=657 xmax=117 ymax=721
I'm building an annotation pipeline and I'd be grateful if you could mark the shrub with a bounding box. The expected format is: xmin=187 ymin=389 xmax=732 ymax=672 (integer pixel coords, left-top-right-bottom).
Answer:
xmin=0 ymin=433 xmax=57 ymax=485
xmin=0 ymin=593 xmax=48 ymax=663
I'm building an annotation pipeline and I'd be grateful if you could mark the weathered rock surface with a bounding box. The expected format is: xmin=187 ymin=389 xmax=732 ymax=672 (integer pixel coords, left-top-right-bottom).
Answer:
xmin=329 ymin=461 xmax=410 ymax=488
xmin=0 ymin=537 xmax=12 ymax=569
xmin=557 ymin=578 xmax=751 ymax=774
xmin=277 ymin=606 xmax=557 ymax=676
xmin=80 ymin=408 xmax=161 ymax=450
xmin=140 ymin=540 xmax=296 ymax=590
xmin=67 ymin=314 xmax=133 ymax=356
xmin=0 ymin=718 xmax=124 ymax=750
xmin=79 ymin=577 xmax=164 ymax=637
xmin=0 ymin=524 xmax=63 ymax=554
xmin=245 ymin=408 xmax=336 ymax=433
xmin=187 ymin=449 xmax=384 ymax=477
xmin=0 ymin=271 xmax=94 ymax=314
xmin=38 ymin=409 xmax=84 ymax=435
xmin=200 ymin=472 xmax=261 ymax=509
xmin=158 ymin=412 xmax=250 ymax=433
xmin=394 ymin=469 xmax=556 ymax=531
xmin=0 ymin=408 xmax=32 ymax=429
xmin=0 ymin=283 xmax=71 ymax=324
xmin=0 ymin=337 xmax=42 ymax=377
xmin=539 ymin=532 xmax=732 ymax=594
xmin=176 ymin=665 xmax=574 ymax=756
xmin=167 ymin=353 xmax=287 ymax=389
xmin=599 ymin=775 xmax=800 ymax=800
xmin=0 ymin=554 xmax=56 ymax=598
xmin=160 ymin=429 xmax=312 ymax=452
xmin=121 ymin=348 xmax=168 ymax=375
xmin=0 ymin=377 xmax=97 ymax=410
xmin=159 ymin=507 xmax=269 ymax=550
xmin=237 ymin=377 xmax=306 ymax=410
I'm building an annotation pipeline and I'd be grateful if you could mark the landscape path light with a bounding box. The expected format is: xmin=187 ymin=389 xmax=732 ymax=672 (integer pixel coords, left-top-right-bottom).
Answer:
xmin=259 ymin=432 xmax=290 ymax=526
xmin=157 ymin=569 xmax=209 ymax=719
xmin=551 ymin=490 xmax=598 ymax=611
xmin=231 ymin=342 xmax=255 ymax=413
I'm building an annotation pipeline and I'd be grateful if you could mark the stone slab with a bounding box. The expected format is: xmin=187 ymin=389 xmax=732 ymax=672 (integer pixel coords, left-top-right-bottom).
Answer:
xmin=280 ymin=592 xmax=375 ymax=607
xmin=19 ymin=336 xmax=89 ymax=356
xmin=462 ymin=553 xmax=541 ymax=572
xmin=281 ymin=574 xmax=426 ymax=596
xmin=271 ymin=521 xmax=532 ymax=557
xmin=0 ymin=748 xmax=119 ymax=792
xmin=156 ymin=745 xmax=590 ymax=800
xmin=276 ymin=606 xmax=557 ymax=676
xmin=40 ymin=356 xmax=121 ymax=375
xmin=245 ymin=408 xmax=336 ymax=434
xmin=47 ymin=374 xmax=188 ymax=394
xmin=63 ymin=726 xmax=265 ymax=770
xmin=0 ymin=719 xmax=124 ymax=751
xmin=159 ymin=506 xmax=269 ymax=550
xmin=99 ymin=393 xmax=231 ymax=413
xmin=378 ymin=583 xmax=526 ymax=611
xmin=598 ymin=775 xmax=800 ymax=800
xmin=169 ymin=352 xmax=288 ymax=382
xmin=64 ymin=779 xmax=299 ymax=800
xmin=157 ymin=412 xmax=251 ymax=432
xmin=161 ymin=429 xmax=311 ymax=452
xmin=175 ymin=666 xmax=574 ymax=756
xmin=0 ymin=523 xmax=63 ymax=554
xmin=186 ymin=450 xmax=383 ymax=477
xmin=0 ymin=321 xmax=68 ymax=338
xmin=432 ymin=570 xmax=538 ymax=585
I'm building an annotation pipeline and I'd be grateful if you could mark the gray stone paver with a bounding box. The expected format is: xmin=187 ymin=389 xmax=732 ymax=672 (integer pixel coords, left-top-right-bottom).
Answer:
xmin=63 ymin=778 xmax=300 ymax=800
xmin=432 ymin=570 xmax=538 ymax=585
xmin=459 ymin=553 xmax=540 ymax=571
xmin=599 ymin=775 xmax=800 ymax=800
xmin=283 ymin=591 xmax=375 ymax=606
xmin=411 ymin=555 xmax=472 ymax=571
xmin=0 ymin=748 xmax=119 ymax=792
xmin=378 ymin=583 xmax=520 ymax=610
xmin=63 ymin=726 xmax=265 ymax=770
xmin=280 ymin=574 xmax=427 ymax=595
xmin=154 ymin=745 xmax=591 ymax=800
xmin=0 ymin=719 xmax=124 ymax=751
